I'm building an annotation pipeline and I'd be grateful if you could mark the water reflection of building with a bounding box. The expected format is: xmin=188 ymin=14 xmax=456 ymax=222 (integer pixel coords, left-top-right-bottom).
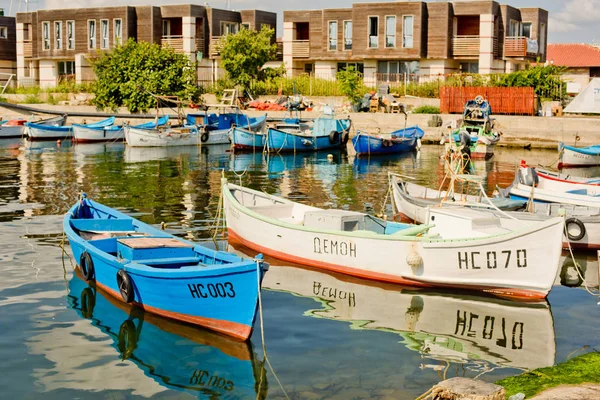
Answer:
xmin=255 ymin=251 xmax=556 ymax=373
xmin=27 ymin=275 xmax=267 ymax=398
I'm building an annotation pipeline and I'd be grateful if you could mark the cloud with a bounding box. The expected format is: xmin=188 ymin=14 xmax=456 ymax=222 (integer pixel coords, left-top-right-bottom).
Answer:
xmin=550 ymin=0 xmax=600 ymax=33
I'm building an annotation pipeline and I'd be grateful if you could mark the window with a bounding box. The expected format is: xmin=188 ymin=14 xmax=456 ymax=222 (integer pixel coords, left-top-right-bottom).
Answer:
xmin=509 ymin=20 xmax=519 ymax=36
xmin=0 ymin=27 xmax=7 ymax=39
xmin=88 ymin=20 xmax=96 ymax=49
xmin=162 ymin=20 xmax=170 ymax=36
xmin=343 ymin=21 xmax=352 ymax=50
xmin=403 ymin=16 xmax=413 ymax=48
xmin=42 ymin=22 xmax=50 ymax=50
xmin=328 ymin=21 xmax=337 ymax=51
xmin=67 ymin=21 xmax=75 ymax=49
xmin=114 ymin=19 xmax=122 ymax=45
xmin=221 ymin=22 xmax=238 ymax=35
xmin=58 ymin=61 xmax=75 ymax=75
xmin=100 ymin=19 xmax=109 ymax=49
xmin=54 ymin=21 xmax=62 ymax=49
xmin=522 ymin=22 xmax=532 ymax=38
xmin=385 ymin=16 xmax=396 ymax=48
xmin=241 ymin=22 xmax=250 ymax=30
xmin=460 ymin=62 xmax=479 ymax=74
xmin=377 ymin=60 xmax=419 ymax=81
xmin=304 ymin=63 xmax=314 ymax=74
xmin=337 ymin=62 xmax=364 ymax=74
xmin=368 ymin=16 xmax=378 ymax=48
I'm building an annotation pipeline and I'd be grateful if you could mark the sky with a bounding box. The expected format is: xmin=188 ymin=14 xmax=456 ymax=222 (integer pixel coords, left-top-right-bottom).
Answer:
xmin=1 ymin=0 xmax=597 ymax=44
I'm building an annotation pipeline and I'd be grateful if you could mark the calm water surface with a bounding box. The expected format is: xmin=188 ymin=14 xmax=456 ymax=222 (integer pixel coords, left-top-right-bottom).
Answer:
xmin=1 ymin=138 xmax=600 ymax=399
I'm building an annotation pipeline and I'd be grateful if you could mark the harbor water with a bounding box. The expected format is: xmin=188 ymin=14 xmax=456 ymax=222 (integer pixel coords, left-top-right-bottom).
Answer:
xmin=1 ymin=138 xmax=600 ymax=399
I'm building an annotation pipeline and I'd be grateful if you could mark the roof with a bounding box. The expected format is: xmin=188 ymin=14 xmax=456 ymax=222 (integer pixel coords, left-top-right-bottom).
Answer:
xmin=547 ymin=44 xmax=600 ymax=68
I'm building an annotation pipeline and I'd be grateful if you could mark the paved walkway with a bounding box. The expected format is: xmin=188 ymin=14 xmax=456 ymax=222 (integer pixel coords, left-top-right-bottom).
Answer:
xmin=530 ymin=384 xmax=600 ymax=399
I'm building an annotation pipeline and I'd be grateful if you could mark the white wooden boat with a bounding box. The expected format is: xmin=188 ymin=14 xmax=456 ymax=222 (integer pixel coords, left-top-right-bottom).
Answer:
xmin=257 ymin=261 xmax=555 ymax=370
xmin=391 ymin=175 xmax=600 ymax=250
xmin=0 ymin=120 xmax=26 ymax=138
xmin=125 ymin=125 xmax=201 ymax=147
xmin=558 ymin=142 xmax=600 ymax=168
xmin=222 ymin=179 xmax=564 ymax=299
xmin=25 ymin=115 xmax=69 ymax=140
xmin=535 ymin=166 xmax=600 ymax=195
xmin=508 ymin=165 xmax=600 ymax=207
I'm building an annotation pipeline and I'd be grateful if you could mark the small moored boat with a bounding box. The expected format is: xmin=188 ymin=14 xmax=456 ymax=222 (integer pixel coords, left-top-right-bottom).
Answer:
xmin=351 ymin=126 xmax=424 ymax=156
xmin=0 ymin=118 xmax=28 ymax=138
xmin=73 ymin=117 xmax=169 ymax=143
xmin=558 ymin=143 xmax=600 ymax=168
xmin=230 ymin=126 xmax=266 ymax=151
xmin=265 ymin=114 xmax=350 ymax=153
xmin=25 ymin=115 xmax=69 ymax=140
xmin=187 ymin=110 xmax=267 ymax=146
xmin=222 ymin=179 xmax=564 ymax=299
xmin=64 ymin=194 xmax=267 ymax=340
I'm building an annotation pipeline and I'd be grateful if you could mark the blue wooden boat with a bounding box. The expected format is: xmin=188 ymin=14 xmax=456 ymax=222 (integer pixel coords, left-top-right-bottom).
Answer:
xmin=230 ymin=126 xmax=266 ymax=151
xmin=351 ymin=125 xmax=424 ymax=156
xmin=187 ymin=112 xmax=267 ymax=145
xmin=64 ymin=194 xmax=268 ymax=340
xmin=67 ymin=273 xmax=267 ymax=397
xmin=27 ymin=116 xmax=115 ymax=141
xmin=265 ymin=116 xmax=351 ymax=152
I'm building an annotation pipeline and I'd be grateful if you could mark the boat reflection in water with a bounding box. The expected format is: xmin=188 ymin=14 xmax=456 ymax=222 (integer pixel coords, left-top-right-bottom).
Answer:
xmin=234 ymin=245 xmax=556 ymax=374
xmin=123 ymin=143 xmax=230 ymax=164
xmin=64 ymin=273 xmax=268 ymax=398
xmin=556 ymin=252 xmax=599 ymax=289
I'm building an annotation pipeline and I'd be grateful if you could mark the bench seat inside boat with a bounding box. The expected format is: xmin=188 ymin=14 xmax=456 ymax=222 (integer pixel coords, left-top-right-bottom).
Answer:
xmin=71 ymin=218 xmax=135 ymax=232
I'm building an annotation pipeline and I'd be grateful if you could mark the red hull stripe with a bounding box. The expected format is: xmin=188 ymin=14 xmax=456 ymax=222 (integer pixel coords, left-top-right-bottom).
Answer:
xmin=557 ymin=162 xmax=599 ymax=168
xmin=539 ymin=172 xmax=600 ymax=186
xmin=228 ymin=229 xmax=547 ymax=300
xmin=94 ymin=280 xmax=252 ymax=341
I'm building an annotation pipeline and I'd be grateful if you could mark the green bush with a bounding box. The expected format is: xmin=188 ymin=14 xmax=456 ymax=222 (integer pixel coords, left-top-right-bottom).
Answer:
xmin=412 ymin=105 xmax=441 ymax=114
xmin=23 ymin=94 xmax=42 ymax=104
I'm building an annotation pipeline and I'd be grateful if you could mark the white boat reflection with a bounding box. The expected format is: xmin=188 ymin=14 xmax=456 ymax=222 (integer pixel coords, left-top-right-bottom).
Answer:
xmin=245 ymin=246 xmax=556 ymax=372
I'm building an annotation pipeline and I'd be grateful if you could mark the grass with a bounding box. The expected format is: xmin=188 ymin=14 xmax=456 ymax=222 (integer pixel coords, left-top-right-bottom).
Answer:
xmin=23 ymin=94 xmax=42 ymax=104
xmin=412 ymin=105 xmax=441 ymax=114
xmin=496 ymin=352 xmax=600 ymax=398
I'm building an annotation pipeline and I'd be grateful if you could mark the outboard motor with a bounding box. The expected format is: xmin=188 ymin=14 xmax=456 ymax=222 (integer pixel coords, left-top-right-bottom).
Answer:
xmin=518 ymin=166 xmax=539 ymax=187
xmin=459 ymin=130 xmax=471 ymax=159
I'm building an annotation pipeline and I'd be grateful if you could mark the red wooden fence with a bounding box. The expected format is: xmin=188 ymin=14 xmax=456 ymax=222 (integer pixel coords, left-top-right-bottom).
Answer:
xmin=440 ymin=87 xmax=535 ymax=115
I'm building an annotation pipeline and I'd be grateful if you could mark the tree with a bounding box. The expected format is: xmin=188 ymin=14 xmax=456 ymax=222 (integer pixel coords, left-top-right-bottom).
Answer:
xmin=336 ymin=66 xmax=364 ymax=104
xmin=91 ymin=38 xmax=202 ymax=113
xmin=219 ymin=26 xmax=277 ymax=91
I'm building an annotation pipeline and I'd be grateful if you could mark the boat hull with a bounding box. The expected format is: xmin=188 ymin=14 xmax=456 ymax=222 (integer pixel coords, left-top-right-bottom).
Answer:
xmin=64 ymin=199 xmax=263 ymax=340
xmin=0 ymin=124 xmax=24 ymax=138
xmin=559 ymin=144 xmax=600 ymax=168
xmin=266 ymin=127 xmax=340 ymax=152
xmin=73 ymin=125 xmax=124 ymax=143
xmin=223 ymin=182 xmax=564 ymax=299
xmin=352 ymin=134 xmax=418 ymax=156
xmin=125 ymin=126 xmax=201 ymax=147
xmin=27 ymin=125 xmax=73 ymax=140
xmin=231 ymin=127 xmax=265 ymax=151
xmin=203 ymin=128 xmax=231 ymax=145
xmin=509 ymin=181 xmax=600 ymax=207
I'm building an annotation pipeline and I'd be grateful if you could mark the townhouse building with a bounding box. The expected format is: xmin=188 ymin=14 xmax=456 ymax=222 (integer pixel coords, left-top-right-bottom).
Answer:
xmin=15 ymin=4 xmax=276 ymax=88
xmin=283 ymin=0 xmax=548 ymax=85
xmin=0 ymin=12 xmax=17 ymax=83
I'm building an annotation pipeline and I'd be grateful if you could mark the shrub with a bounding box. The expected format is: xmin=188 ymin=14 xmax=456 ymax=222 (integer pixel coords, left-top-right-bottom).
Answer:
xmin=412 ymin=105 xmax=441 ymax=114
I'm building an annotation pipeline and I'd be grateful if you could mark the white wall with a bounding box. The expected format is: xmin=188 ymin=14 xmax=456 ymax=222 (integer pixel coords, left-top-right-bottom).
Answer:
xmin=39 ymin=60 xmax=56 ymax=89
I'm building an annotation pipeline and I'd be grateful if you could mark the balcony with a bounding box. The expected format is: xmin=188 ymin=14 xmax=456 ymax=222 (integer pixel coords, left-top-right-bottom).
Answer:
xmin=452 ymin=36 xmax=480 ymax=57
xmin=162 ymin=36 xmax=184 ymax=52
xmin=209 ymin=36 xmax=224 ymax=57
xmin=292 ymin=40 xmax=309 ymax=58
xmin=452 ymin=36 xmax=499 ymax=57
xmin=23 ymin=40 xmax=32 ymax=58
xmin=505 ymin=36 xmax=538 ymax=58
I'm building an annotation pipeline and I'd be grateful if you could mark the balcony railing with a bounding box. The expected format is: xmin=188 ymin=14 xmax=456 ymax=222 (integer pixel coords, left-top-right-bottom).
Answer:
xmin=452 ymin=35 xmax=480 ymax=57
xmin=505 ymin=36 xmax=538 ymax=58
xmin=209 ymin=36 xmax=224 ymax=57
xmin=162 ymin=35 xmax=184 ymax=52
xmin=292 ymin=40 xmax=309 ymax=58
xmin=23 ymin=40 xmax=32 ymax=58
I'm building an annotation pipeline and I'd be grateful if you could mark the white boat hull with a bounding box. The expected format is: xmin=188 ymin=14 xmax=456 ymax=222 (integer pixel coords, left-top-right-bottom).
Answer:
xmin=125 ymin=127 xmax=200 ymax=147
xmin=559 ymin=147 xmax=600 ymax=168
xmin=509 ymin=181 xmax=600 ymax=207
xmin=0 ymin=125 xmax=24 ymax=138
xmin=223 ymin=182 xmax=564 ymax=299
xmin=27 ymin=125 xmax=72 ymax=140
xmin=203 ymin=128 xmax=230 ymax=145
xmin=260 ymin=263 xmax=555 ymax=370
xmin=73 ymin=125 xmax=124 ymax=143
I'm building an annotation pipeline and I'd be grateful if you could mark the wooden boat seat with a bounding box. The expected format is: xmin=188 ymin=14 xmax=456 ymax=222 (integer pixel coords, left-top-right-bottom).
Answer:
xmin=71 ymin=218 xmax=135 ymax=232
xmin=139 ymin=256 xmax=202 ymax=267
xmin=248 ymin=203 xmax=294 ymax=219
xmin=117 ymin=237 xmax=192 ymax=249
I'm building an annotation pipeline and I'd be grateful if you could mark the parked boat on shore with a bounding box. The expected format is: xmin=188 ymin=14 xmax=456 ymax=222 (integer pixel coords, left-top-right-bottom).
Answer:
xmin=222 ymin=178 xmax=564 ymax=299
xmin=64 ymin=194 xmax=267 ymax=340
xmin=558 ymin=143 xmax=600 ymax=168
xmin=351 ymin=126 xmax=424 ymax=157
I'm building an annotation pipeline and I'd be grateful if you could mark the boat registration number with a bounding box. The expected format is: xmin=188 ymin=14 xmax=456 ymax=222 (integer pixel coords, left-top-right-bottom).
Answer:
xmin=458 ymin=250 xmax=527 ymax=270
xmin=188 ymin=282 xmax=236 ymax=298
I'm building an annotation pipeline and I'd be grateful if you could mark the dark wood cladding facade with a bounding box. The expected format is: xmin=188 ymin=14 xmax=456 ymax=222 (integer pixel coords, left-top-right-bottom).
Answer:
xmin=16 ymin=4 xmax=274 ymax=61
xmin=285 ymin=0 xmax=547 ymax=62
xmin=0 ymin=16 xmax=17 ymax=61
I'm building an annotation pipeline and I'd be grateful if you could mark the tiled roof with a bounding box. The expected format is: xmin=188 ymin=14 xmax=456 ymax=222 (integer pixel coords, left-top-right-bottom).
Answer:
xmin=547 ymin=43 xmax=600 ymax=67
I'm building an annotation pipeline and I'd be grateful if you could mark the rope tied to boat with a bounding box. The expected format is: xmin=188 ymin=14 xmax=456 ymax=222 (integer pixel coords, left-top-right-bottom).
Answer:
xmin=563 ymin=218 xmax=600 ymax=299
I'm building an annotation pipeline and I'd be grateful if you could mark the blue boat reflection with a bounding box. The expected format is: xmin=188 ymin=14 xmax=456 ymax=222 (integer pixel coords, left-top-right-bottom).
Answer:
xmin=229 ymin=151 xmax=343 ymax=175
xmin=67 ymin=274 xmax=268 ymax=398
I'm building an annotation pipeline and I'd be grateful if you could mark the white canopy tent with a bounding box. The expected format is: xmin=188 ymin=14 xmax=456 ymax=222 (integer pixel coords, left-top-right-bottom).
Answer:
xmin=564 ymin=78 xmax=600 ymax=114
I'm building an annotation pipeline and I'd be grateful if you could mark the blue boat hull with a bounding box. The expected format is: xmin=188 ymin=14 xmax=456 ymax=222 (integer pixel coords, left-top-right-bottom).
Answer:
xmin=266 ymin=116 xmax=350 ymax=152
xmin=352 ymin=126 xmax=424 ymax=156
xmin=64 ymin=197 xmax=265 ymax=340
xmin=68 ymin=275 xmax=266 ymax=397
xmin=231 ymin=127 xmax=266 ymax=151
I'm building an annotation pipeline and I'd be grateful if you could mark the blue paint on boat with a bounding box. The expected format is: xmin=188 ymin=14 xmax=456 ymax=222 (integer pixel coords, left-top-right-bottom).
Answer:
xmin=67 ymin=275 xmax=267 ymax=398
xmin=64 ymin=195 xmax=267 ymax=340
xmin=187 ymin=113 xmax=266 ymax=132
xmin=266 ymin=116 xmax=351 ymax=152
xmin=560 ymin=143 xmax=600 ymax=156
xmin=352 ymin=126 xmax=424 ymax=156
xmin=230 ymin=127 xmax=266 ymax=151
